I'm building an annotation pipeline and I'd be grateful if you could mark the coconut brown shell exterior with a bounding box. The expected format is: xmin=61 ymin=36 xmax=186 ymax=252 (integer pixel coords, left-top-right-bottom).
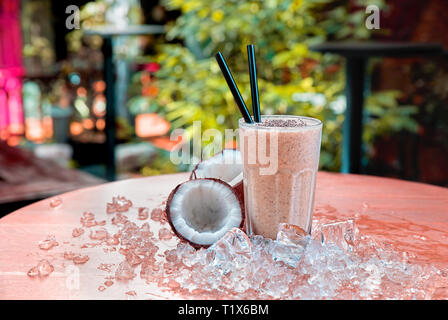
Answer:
xmin=232 ymin=180 xmax=244 ymax=204
xmin=165 ymin=178 xmax=245 ymax=249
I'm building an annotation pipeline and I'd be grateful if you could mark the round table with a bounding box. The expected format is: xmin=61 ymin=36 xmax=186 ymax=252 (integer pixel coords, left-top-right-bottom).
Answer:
xmin=1 ymin=172 xmax=448 ymax=300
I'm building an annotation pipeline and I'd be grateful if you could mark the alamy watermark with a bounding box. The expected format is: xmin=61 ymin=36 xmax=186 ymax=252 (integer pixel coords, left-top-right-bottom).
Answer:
xmin=66 ymin=5 xmax=80 ymax=30
xmin=65 ymin=4 xmax=380 ymax=31
xmin=169 ymin=121 xmax=279 ymax=175
xmin=61 ymin=2 xmax=379 ymax=174
xmin=65 ymin=265 xmax=80 ymax=290
xmin=365 ymin=5 xmax=380 ymax=30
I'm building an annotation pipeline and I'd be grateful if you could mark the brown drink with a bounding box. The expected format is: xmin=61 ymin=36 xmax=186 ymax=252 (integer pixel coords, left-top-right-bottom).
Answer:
xmin=239 ymin=115 xmax=322 ymax=239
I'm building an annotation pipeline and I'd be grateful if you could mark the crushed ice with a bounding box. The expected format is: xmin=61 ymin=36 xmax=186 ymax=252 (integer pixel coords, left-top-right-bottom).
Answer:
xmin=38 ymin=235 xmax=59 ymax=250
xmin=107 ymin=196 xmax=133 ymax=213
xmin=27 ymin=259 xmax=54 ymax=278
xmin=32 ymin=195 xmax=448 ymax=299
xmin=159 ymin=223 xmax=447 ymax=299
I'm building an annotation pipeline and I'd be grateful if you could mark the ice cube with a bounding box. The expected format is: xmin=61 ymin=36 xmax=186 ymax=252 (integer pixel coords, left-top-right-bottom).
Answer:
xmin=115 ymin=196 xmax=133 ymax=212
xmin=140 ymin=222 xmax=152 ymax=237
xmin=63 ymin=251 xmax=76 ymax=260
xmin=158 ymin=227 xmax=174 ymax=241
xmin=106 ymin=234 xmax=120 ymax=245
xmin=177 ymin=241 xmax=196 ymax=256
xmin=166 ymin=279 xmax=180 ymax=290
xmin=140 ymin=258 xmax=160 ymax=282
xmin=98 ymin=263 xmax=114 ymax=273
xmin=72 ymin=228 xmax=84 ymax=237
xmin=111 ymin=213 xmax=128 ymax=225
xmin=37 ymin=259 xmax=54 ymax=277
xmin=49 ymin=197 xmax=62 ymax=209
xmin=104 ymin=280 xmax=114 ymax=287
xmin=126 ymin=251 xmax=143 ymax=267
xmin=73 ymin=255 xmax=89 ymax=265
xmin=164 ymin=249 xmax=179 ymax=263
xmin=150 ymin=208 xmax=166 ymax=222
xmin=106 ymin=202 xmax=116 ymax=214
xmin=263 ymin=273 xmax=292 ymax=298
xmin=138 ymin=207 xmax=149 ymax=220
xmin=38 ymin=235 xmax=59 ymax=250
xmin=207 ymin=228 xmax=252 ymax=274
xmin=269 ymin=224 xmax=311 ymax=268
xmin=276 ymin=223 xmax=309 ymax=248
xmin=222 ymin=228 xmax=251 ymax=255
xmin=318 ymin=219 xmax=357 ymax=252
xmin=106 ymin=196 xmax=133 ymax=213
xmin=249 ymin=234 xmax=266 ymax=247
xmin=27 ymin=266 xmax=39 ymax=278
xmin=89 ymin=228 xmax=109 ymax=241
xmin=271 ymin=241 xmax=305 ymax=268
xmin=176 ymin=242 xmax=197 ymax=267
xmin=115 ymin=261 xmax=136 ymax=281
xmin=80 ymin=211 xmax=97 ymax=227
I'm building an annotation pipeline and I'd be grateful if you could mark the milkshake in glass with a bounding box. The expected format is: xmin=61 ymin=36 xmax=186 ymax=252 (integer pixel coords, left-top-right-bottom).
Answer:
xmin=239 ymin=115 xmax=322 ymax=239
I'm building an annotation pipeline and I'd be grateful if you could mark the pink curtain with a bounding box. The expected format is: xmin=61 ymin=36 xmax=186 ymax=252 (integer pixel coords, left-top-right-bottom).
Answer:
xmin=0 ymin=0 xmax=24 ymax=139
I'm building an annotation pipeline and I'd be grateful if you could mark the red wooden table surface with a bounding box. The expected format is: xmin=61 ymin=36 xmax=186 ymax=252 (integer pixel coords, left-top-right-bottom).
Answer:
xmin=1 ymin=172 xmax=448 ymax=300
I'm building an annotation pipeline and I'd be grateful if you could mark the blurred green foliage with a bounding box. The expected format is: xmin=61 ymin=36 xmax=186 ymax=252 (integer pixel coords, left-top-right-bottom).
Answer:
xmin=66 ymin=0 xmax=143 ymax=54
xmin=128 ymin=0 xmax=418 ymax=171
xmin=141 ymin=149 xmax=182 ymax=176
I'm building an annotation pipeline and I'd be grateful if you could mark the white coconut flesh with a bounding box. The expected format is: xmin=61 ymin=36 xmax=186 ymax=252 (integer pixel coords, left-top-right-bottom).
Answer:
xmin=169 ymin=179 xmax=242 ymax=246
xmin=194 ymin=149 xmax=242 ymax=185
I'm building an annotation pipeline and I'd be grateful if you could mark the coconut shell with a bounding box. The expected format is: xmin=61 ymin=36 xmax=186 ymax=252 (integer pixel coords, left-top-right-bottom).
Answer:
xmin=230 ymin=178 xmax=244 ymax=204
xmin=165 ymin=178 xmax=245 ymax=249
xmin=189 ymin=148 xmax=245 ymax=205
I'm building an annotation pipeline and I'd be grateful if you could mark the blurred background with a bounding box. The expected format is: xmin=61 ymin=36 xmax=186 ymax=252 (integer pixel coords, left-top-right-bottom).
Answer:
xmin=0 ymin=0 xmax=447 ymax=215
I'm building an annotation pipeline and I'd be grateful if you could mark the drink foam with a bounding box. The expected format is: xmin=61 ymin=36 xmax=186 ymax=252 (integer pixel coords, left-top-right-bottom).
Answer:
xmin=256 ymin=118 xmax=306 ymax=128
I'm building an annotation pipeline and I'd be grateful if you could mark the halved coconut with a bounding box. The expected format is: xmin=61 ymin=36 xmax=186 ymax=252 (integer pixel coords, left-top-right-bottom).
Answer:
xmin=166 ymin=178 xmax=244 ymax=248
xmin=190 ymin=149 xmax=243 ymax=201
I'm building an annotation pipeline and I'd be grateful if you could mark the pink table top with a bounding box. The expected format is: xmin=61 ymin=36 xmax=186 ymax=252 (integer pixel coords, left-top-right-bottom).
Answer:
xmin=1 ymin=172 xmax=448 ymax=299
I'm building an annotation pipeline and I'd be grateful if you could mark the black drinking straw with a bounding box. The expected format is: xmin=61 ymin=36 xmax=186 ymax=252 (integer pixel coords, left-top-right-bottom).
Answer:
xmin=215 ymin=52 xmax=254 ymax=123
xmin=247 ymin=44 xmax=261 ymax=122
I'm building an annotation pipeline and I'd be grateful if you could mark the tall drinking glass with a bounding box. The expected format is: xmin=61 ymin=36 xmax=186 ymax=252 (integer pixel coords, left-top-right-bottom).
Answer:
xmin=239 ymin=115 xmax=322 ymax=239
